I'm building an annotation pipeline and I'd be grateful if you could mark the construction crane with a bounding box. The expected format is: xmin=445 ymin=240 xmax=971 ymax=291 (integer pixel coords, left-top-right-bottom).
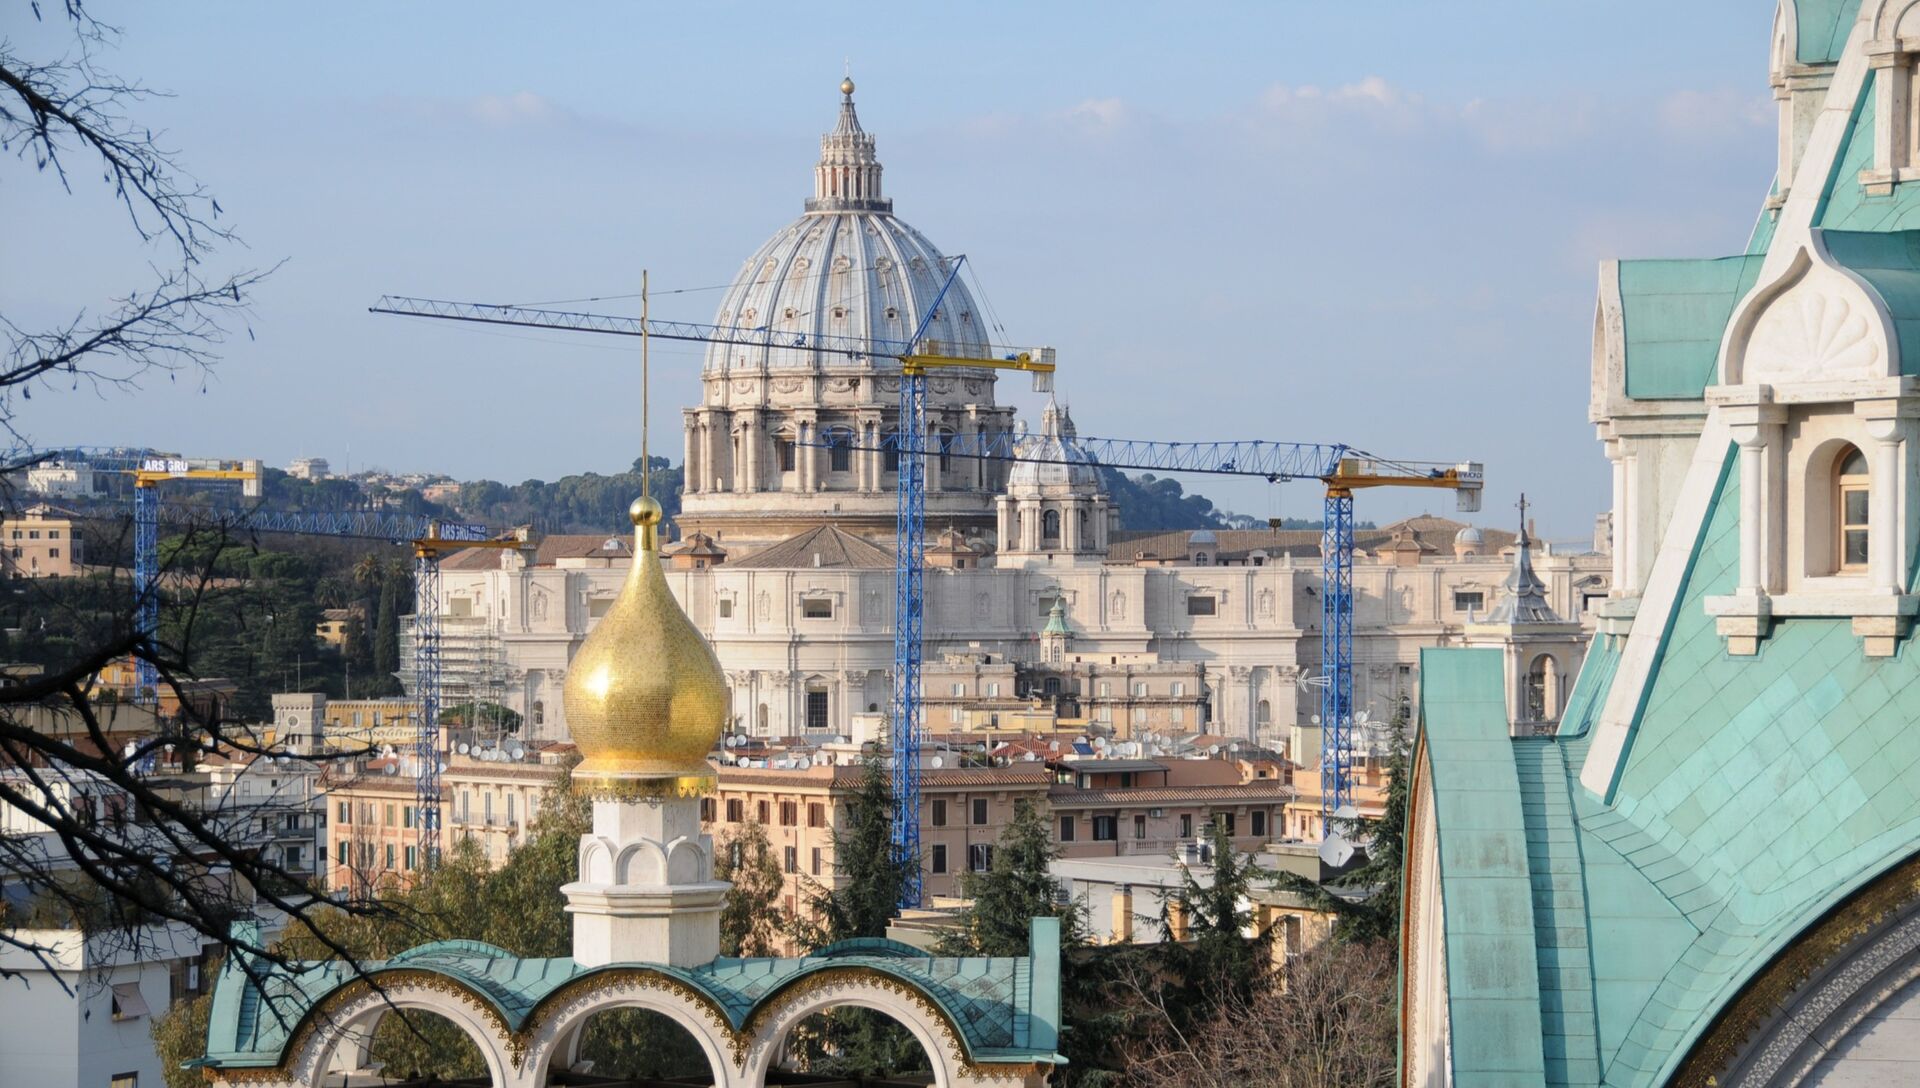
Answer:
xmin=110 ymin=487 xmax=510 ymax=866
xmin=815 ymin=431 xmax=1482 ymax=827
xmin=369 ymin=283 xmax=1478 ymax=864
xmin=372 ymin=261 xmax=1055 ymax=905
xmin=127 ymin=458 xmax=265 ymax=704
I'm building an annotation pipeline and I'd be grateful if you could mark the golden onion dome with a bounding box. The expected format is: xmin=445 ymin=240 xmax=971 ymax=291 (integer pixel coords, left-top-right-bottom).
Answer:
xmin=563 ymin=496 xmax=725 ymax=796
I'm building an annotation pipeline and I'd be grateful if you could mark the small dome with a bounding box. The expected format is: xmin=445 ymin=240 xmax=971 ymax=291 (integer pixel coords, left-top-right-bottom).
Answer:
xmin=562 ymin=496 xmax=727 ymax=797
xmin=1006 ymin=398 xmax=1100 ymax=490
xmin=1455 ymin=526 xmax=1485 ymax=545
xmin=1189 ymin=529 xmax=1219 ymax=546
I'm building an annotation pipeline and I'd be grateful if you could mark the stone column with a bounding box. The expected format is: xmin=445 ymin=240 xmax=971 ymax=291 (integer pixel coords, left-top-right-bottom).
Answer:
xmin=1866 ymin=415 xmax=1906 ymax=594
xmin=1606 ymin=439 xmax=1628 ymax=592
xmin=1063 ymin=501 xmax=1080 ymax=554
xmin=1733 ymin=424 xmax=1767 ymax=597
xmin=741 ymin=413 xmax=761 ymax=492
xmin=683 ymin=414 xmax=702 ymax=495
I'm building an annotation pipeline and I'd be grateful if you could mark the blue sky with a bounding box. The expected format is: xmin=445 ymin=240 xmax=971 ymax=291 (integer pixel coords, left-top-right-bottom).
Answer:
xmin=5 ymin=2 xmax=1779 ymax=538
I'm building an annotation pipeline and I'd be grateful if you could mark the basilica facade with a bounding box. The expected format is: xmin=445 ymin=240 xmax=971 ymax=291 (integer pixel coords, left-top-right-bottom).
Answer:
xmin=417 ymin=80 xmax=1610 ymax=768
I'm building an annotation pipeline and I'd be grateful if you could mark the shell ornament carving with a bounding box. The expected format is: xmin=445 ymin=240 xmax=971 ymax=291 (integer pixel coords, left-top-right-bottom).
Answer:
xmin=1750 ymin=290 xmax=1880 ymax=378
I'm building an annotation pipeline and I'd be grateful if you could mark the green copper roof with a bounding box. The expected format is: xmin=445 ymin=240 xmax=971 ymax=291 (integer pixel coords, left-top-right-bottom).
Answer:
xmin=1618 ymin=256 xmax=1766 ymax=399
xmin=1812 ymin=72 xmax=1920 ymax=232
xmin=1791 ymin=0 xmax=1861 ymax=65
xmin=1042 ymin=598 xmax=1071 ymax=636
xmin=201 ymin=920 xmax=1065 ymax=1070
xmin=1418 ymin=446 xmax=1920 ymax=1085
xmin=1416 ymin=647 xmax=1548 ymax=1086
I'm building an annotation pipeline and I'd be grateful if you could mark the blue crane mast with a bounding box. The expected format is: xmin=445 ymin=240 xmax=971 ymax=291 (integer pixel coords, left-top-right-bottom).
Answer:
xmin=816 ymin=433 xmax=1482 ymax=827
xmin=367 ymin=284 xmax=1476 ymax=870
xmin=114 ymin=493 xmax=500 ymax=866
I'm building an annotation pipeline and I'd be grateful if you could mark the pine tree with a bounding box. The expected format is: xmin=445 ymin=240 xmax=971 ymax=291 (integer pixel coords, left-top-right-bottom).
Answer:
xmin=372 ymin=575 xmax=400 ymax=683
xmin=716 ymin=820 xmax=791 ymax=957
xmin=938 ymin=798 xmax=1078 ymax=956
xmin=1272 ymin=726 xmax=1410 ymax=950
xmin=806 ymin=756 xmax=910 ymax=944
xmin=1159 ymin=818 xmax=1274 ymax=1014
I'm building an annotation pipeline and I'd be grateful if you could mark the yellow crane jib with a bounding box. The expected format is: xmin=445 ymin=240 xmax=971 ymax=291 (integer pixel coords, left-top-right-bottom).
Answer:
xmin=900 ymin=343 xmax=1056 ymax=393
xmin=1323 ymin=456 xmax=1484 ymax=512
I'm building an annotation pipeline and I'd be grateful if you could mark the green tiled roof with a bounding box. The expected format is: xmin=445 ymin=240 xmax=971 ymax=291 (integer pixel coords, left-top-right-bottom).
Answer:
xmin=1618 ymin=256 xmax=1766 ymax=400
xmin=1811 ymin=71 xmax=1920 ymax=236
xmin=1417 ymin=648 xmax=1548 ymax=1085
xmin=1791 ymin=0 xmax=1861 ymax=65
xmin=1419 ymin=447 xmax=1920 ymax=1085
xmin=200 ymin=921 xmax=1065 ymax=1070
xmin=1821 ymin=229 xmax=1920 ymax=367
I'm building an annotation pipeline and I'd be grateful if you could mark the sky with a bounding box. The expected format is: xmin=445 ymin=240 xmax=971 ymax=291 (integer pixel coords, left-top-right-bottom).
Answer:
xmin=4 ymin=2 xmax=1782 ymax=540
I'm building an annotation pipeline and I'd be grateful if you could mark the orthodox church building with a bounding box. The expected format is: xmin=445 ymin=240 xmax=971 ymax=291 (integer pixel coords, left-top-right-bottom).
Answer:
xmin=419 ymin=80 xmax=1609 ymax=775
xmin=196 ymin=500 xmax=1065 ymax=1088
xmin=1405 ymin=2 xmax=1920 ymax=1083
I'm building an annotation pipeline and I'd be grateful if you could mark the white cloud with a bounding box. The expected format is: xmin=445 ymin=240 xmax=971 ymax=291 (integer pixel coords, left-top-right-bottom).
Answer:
xmin=1065 ymin=96 xmax=1130 ymax=132
xmin=465 ymin=91 xmax=567 ymax=127
xmin=1657 ymin=88 xmax=1772 ymax=137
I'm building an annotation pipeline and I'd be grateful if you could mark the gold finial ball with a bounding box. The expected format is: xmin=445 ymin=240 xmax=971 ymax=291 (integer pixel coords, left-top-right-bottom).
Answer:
xmin=840 ymin=76 xmax=855 ymax=96
xmin=629 ymin=495 xmax=663 ymax=527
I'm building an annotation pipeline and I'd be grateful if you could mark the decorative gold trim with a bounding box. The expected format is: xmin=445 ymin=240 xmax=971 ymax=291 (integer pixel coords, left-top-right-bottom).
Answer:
xmin=217 ymin=969 xmax=515 ymax=1085
xmin=1399 ymin=731 xmax=1431 ymax=1088
xmin=209 ymin=962 xmax=1049 ymax=1085
xmin=517 ymin=966 xmax=734 ymax=1067
xmin=572 ymin=773 xmax=716 ymax=802
xmin=1676 ymin=851 xmax=1920 ymax=1085
xmin=739 ymin=965 xmax=988 ymax=1074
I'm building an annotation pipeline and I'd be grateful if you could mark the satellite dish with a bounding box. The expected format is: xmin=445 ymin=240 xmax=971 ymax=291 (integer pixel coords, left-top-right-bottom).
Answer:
xmin=384 ymin=763 xmax=399 ymax=776
xmin=1207 ymin=745 xmax=1221 ymax=756
xmin=724 ymin=735 xmax=738 ymax=749
xmin=1229 ymin=742 xmax=1241 ymax=752
xmin=456 ymin=742 xmax=470 ymax=755
xmin=736 ymin=756 xmax=750 ymax=767
xmin=930 ymin=756 xmax=944 ymax=768
xmin=510 ymin=746 xmax=525 ymax=760
xmin=1333 ymin=803 xmax=1360 ymax=822
xmin=1023 ymin=751 xmax=1038 ymax=762
xmin=437 ymin=761 xmax=448 ymax=773
xmin=1311 ymin=715 xmax=1322 ymax=725
xmin=796 ymin=756 xmax=812 ymax=770
xmin=1318 ymin=832 xmax=1356 ymax=868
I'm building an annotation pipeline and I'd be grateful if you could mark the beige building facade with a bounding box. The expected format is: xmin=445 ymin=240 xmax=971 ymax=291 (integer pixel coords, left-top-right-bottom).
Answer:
xmin=2 ymin=504 xmax=80 ymax=578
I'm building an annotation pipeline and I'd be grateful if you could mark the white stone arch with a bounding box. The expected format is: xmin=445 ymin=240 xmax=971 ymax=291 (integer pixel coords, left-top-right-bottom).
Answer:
xmin=738 ymin=967 xmax=1045 ymax=1088
xmin=1794 ymin=433 xmax=1874 ymax=581
xmin=519 ymin=972 xmax=733 ymax=1088
xmin=1867 ymin=0 xmax=1920 ymax=38
xmin=280 ymin=972 xmax=524 ymax=1088
xmin=614 ymin=838 xmax=668 ymax=884
xmin=1720 ymin=242 xmax=1897 ymax=388
xmin=579 ymin=836 xmax=616 ymax=884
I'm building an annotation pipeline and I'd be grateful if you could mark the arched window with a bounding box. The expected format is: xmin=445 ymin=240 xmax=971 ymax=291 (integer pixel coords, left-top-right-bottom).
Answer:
xmin=827 ymin=428 xmax=852 ymax=473
xmin=1042 ymin=509 xmax=1062 ymax=542
xmin=1525 ymin=655 xmax=1559 ymax=722
xmin=1194 ymin=553 xmax=1211 ymax=566
xmin=882 ymin=429 xmax=901 ymax=473
xmin=1839 ymin=444 xmax=1870 ymax=572
xmin=1257 ymin=699 xmax=1272 ymax=725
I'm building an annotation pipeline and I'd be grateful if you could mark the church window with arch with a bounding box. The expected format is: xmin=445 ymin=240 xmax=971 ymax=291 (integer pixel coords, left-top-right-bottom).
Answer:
xmin=1838 ymin=444 xmax=1870 ymax=572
